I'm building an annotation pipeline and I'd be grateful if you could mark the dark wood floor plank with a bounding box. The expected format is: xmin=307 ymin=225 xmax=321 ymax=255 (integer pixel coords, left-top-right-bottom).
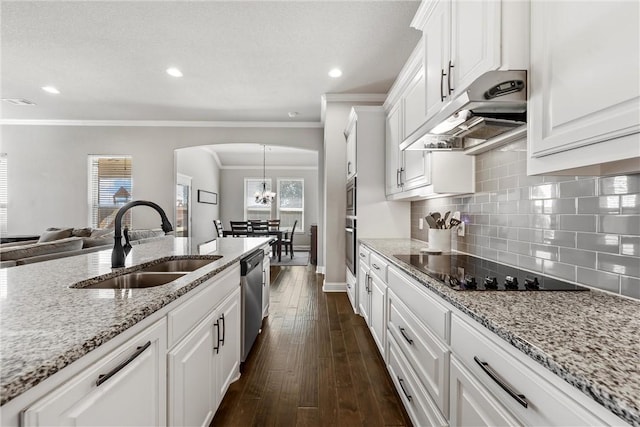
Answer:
xmin=212 ymin=265 xmax=411 ymax=427
xmin=295 ymin=407 xmax=319 ymax=427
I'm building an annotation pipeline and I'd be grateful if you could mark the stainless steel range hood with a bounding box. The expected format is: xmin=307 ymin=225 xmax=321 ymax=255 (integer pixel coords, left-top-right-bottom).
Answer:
xmin=399 ymin=70 xmax=527 ymax=154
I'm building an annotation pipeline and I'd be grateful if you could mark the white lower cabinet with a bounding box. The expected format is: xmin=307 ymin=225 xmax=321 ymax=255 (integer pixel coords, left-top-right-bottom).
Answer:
xmin=22 ymin=318 xmax=167 ymax=427
xmin=450 ymin=356 xmax=521 ymax=427
xmin=358 ymin=248 xmax=388 ymax=358
xmin=216 ymin=289 xmax=241 ymax=401
xmin=388 ymin=334 xmax=448 ymax=427
xmin=168 ymin=311 xmax=217 ymax=427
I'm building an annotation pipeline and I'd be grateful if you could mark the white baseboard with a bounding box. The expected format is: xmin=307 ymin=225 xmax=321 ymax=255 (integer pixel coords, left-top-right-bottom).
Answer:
xmin=322 ymin=281 xmax=347 ymax=292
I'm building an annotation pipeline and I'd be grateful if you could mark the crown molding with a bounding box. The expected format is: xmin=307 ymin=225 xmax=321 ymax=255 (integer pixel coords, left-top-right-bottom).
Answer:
xmin=0 ymin=119 xmax=324 ymax=128
xmin=220 ymin=165 xmax=318 ymax=170
xmin=320 ymin=93 xmax=387 ymax=123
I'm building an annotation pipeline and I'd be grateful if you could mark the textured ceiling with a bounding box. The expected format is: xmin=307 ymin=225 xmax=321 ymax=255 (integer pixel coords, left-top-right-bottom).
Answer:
xmin=1 ymin=1 xmax=421 ymax=122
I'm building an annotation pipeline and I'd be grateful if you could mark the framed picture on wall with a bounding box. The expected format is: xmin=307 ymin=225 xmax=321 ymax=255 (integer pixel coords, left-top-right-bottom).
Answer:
xmin=197 ymin=190 xmax=217 ymax=205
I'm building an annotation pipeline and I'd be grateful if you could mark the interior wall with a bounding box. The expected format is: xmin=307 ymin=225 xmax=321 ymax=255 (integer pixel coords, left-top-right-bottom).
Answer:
xmin=322 ymin=102 xmax=352 ymax=285
xmin=220 ymin=167 xmax=319 ymax=247
xmin=1 ymin=125 xmax=323 ymax=235
xmin=411 ymin=139 xmax=640 ymax=300
xmin=176 ymin=147 xmax=221 ymax=246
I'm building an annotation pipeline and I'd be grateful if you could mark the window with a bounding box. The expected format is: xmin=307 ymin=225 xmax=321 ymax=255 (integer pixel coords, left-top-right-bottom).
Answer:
xmin=0 ymin=154 xmax=6 ymax=234
xmin=244 ymin=178 xmax=273 ymax=220
xmin=88 ymin=156 xmax=132 ymax=229
xmin=278 ymin=178 xmax=304 ymax=231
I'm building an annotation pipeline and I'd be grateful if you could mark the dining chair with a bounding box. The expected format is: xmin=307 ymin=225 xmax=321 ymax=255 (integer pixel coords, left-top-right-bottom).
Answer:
xmin=229 ymin=221 xmax=249 ymax=236
xmin=248 ymin=220 xmax=268 ymax=235
xmin=281 ymin=220 xmax=298 ymax=258
xmin=267 ymin=219 xmax=280 ymax=231
xmin=213 ymin=219 xmax=224 ymax=238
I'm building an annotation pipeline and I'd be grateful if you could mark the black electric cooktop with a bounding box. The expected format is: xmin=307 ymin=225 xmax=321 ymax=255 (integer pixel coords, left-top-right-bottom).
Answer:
xmin=394 ymin=253 xmax=588 ymax=291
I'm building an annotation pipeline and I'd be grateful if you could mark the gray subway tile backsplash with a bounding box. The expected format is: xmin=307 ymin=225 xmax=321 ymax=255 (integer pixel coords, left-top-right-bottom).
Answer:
xmin=411 ymin=140 xmax=640 ymax=299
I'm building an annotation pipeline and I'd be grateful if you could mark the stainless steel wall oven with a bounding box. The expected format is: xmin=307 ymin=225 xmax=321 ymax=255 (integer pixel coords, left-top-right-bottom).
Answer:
xmin=345 ymin=217 xmax=356 ymax=275
xmin=346 ymin=177 xmax=356 ymax=217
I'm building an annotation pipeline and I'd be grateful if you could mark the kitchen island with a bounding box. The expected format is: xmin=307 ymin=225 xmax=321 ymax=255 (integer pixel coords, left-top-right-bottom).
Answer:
xmin=0 ymin=236 xmax=271 ymax=426
xmin=361 ymin=238 xmax=639 ymax=426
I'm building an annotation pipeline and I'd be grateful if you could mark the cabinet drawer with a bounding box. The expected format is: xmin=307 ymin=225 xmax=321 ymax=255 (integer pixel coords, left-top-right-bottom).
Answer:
xmin=388 ymin=266 xmax=450 ymax=342
xmin=23 ymin=319 xmax=167 ymax=427
xmin=388 ymin=334 xmax=448 ymax=427
xmin=168 ymin=265 xmax=240 ymax=348
xmin=388 ymin=289 xmax=449 ymax=416
xmin=451 ymin=315 xmax=610 ymax=426
xmin=358 ymin=245 xmax=370 ymax=266
xmin=369 ymin=252 xmax=388 ymax=282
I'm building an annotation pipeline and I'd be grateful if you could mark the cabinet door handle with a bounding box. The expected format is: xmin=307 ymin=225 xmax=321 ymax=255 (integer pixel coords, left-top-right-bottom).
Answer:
xmin=474 ymin=356 xmax=528 ymax=408
xmin=263 ymin=269 xmax=266 ymax=287
xmin=440 ymin=68 xmax=446 ymax=101
xmin=220 ymin=313 xmax=226 ymax=346
xmin=448 ymin=61 xmax=455 ymax=94
xmin=96 ymin=341 xmax=151 ymax=386
xmin=397 ymin=377 xmax=412 ymax=402
xmin=399 ymin=327 xmax=414 ymax=345
xmin=368 ymin=275 xmax=372 ymax=294
xmin=359 ymin=252 xmax=366 ymax=258
xmin=399 ymin=167 xmax=404 ymax=186
xmin=372 ymin=263 xmax=380 ymax=270
xmin=213 ymin=320 xmax=221 ymax=353
xmin=347 ymin=161 xmax=352 ymax=175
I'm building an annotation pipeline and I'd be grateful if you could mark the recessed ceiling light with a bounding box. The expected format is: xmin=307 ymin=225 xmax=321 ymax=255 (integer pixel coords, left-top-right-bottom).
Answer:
xmin=166 ymin=67 xmax=183 ymax=77
xmin=328 ymin=68 xmax=343 ymax=78
xmin=41 ymin=86 xmax=60 ymax=94
xmin=288 ymin=112 xmax=299 ymax=118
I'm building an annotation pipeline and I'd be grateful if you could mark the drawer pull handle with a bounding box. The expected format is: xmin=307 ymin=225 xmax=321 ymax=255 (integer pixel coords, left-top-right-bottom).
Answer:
xmin=359 ymin=253 xmax=366 ymax=258
xmin=372 ymin=263 xmax=380 ymax=270
xmin=397 ymin=377 xmax=412 ymax=402
xmin=96 ymin=341 xmax=151 ymax=387
xmin=214 ymin=320 xmax=221 ymax=353
xmin=220 ymin=313 xmax=226 ymax=346
xmin=399 ymin=327 xmax=413 ymax=345
xmin=474 ymin=356 xmax=528 ymax=408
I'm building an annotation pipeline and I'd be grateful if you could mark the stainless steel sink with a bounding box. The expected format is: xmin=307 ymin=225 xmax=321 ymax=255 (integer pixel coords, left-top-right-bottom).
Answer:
xmin=138 ymin=257 xmax=221 ymax=273
xmin=79 ymin=272 xmax=187 ymax=289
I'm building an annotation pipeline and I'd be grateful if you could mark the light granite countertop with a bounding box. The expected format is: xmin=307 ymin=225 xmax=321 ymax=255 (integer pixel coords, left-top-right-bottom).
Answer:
xmin=360 ymin=238 xmax=640 ymax=426
xmin=0 ymin=236 xmax=271 ymax=406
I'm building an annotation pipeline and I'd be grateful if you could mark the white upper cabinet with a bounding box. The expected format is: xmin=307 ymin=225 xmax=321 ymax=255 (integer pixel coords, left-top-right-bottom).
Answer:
xmin=385 ymin=102 xmax=403 ymax=196
xmin=403 ymin=67 xmax=427 ymax=137
xmin=346 ymin=120 xmax=357 ymax=179
xmin=415 ymin=0 xmax=528 ymax=123
xmin=528 ymin=1 xmax=640 ymax=175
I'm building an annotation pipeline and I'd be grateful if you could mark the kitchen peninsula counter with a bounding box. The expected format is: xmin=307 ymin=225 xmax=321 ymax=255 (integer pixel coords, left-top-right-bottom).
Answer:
xmin=0 ymin=236 xmax=271 ymax=408
xmin=360 ymin=238 xmax=640 ymax=426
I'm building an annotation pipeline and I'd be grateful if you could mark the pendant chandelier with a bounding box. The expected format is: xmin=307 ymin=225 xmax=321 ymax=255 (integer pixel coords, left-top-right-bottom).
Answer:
xmin=255 ymin=145 xmax=276 ymax=205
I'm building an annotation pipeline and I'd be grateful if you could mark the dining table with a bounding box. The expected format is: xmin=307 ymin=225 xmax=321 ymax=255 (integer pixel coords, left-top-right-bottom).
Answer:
xmin=222 ymin=229 xmax=286 ymax=262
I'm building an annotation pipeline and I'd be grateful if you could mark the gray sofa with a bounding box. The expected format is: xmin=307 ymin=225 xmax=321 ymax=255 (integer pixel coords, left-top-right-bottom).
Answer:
xmin=0 ymin=227 xmax=166 ymax=268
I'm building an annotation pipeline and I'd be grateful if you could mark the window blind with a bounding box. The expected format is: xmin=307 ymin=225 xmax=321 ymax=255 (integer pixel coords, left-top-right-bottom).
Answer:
xmin=88 ymin=155 xmax=132 ymax=229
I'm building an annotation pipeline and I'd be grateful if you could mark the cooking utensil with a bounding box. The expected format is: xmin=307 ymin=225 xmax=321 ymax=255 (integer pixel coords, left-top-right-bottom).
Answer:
xmin=425 ymin=215 xmax=438 ymax=229
xmin=449 ymin=218 xmax=462 ymax=228
xmin=443 ymin=211 xmax=450 ymax=225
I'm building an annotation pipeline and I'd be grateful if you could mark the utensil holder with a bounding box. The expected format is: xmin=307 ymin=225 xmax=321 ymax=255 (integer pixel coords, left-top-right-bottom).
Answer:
xmin=428 ymin=229 xmax=452 ymax=253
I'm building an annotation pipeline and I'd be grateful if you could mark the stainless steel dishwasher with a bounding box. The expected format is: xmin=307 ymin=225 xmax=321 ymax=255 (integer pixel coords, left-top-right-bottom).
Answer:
xmin=240 ymin=249 xmax=264 ymax=362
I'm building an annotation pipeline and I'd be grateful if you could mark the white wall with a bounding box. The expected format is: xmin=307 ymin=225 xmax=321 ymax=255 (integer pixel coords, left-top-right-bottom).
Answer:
xmin=322 ymin=102 xmax=352 ymax=285
xmin=176 ymin=147 xmax=221 ymax=246
xmin=220 ymin=167 xmax=318 ymax=247
xmin=1 ymin=125 xmax=323 ymax=235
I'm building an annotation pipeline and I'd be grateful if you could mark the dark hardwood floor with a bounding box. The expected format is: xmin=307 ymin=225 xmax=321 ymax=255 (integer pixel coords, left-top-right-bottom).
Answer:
xmin=212 ymin=265 xmax=412 ymax=427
